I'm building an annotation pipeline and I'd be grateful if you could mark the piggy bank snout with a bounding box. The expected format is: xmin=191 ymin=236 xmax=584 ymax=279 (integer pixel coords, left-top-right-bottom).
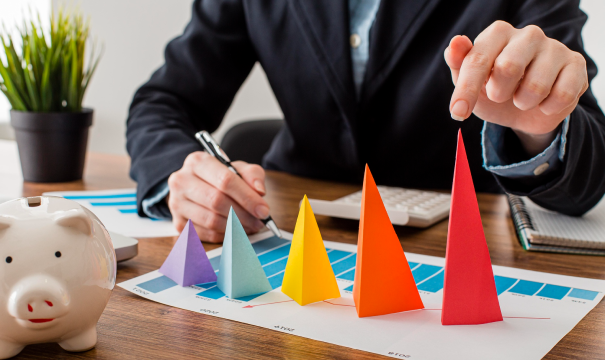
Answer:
xmin=8 ymin=275 xmax=71 ymax=324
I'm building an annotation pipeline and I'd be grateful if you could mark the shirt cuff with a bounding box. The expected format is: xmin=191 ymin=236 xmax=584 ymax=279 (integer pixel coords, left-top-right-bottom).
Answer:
xmin=141 ymin=180 xmax=172 ymax=220
xmin=482 ymin=116 xmax=569 ymax=179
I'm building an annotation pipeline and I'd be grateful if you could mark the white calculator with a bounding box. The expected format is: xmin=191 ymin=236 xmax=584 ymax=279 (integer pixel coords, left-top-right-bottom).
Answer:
xmin=307 ymin=186 xmax=451 ymax=228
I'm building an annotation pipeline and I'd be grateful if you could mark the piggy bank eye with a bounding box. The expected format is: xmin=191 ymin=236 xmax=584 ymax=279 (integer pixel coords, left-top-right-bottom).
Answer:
xmin=55 ymin=251 xmax=62 ymax=258
xmin=5 ymin=256 xmax=12 ymax=264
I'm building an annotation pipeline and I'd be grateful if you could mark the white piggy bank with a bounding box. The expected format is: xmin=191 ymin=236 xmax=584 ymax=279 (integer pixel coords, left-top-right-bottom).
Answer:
xmin=0 ymin=196 xmax=116 ymax=358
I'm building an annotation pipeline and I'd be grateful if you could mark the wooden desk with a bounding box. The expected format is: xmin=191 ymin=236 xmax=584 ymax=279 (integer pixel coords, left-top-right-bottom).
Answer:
xmin=15 ymin=153 xmax=605 ymax=359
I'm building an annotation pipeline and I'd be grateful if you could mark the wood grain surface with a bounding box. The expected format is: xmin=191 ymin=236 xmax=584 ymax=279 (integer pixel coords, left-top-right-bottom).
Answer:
xmin=9 ymin=152 xmax=605 ymax=359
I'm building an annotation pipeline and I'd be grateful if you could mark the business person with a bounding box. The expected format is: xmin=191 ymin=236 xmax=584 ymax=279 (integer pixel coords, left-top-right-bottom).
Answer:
xmin=127 ymin=0 xmax=605 ymax=242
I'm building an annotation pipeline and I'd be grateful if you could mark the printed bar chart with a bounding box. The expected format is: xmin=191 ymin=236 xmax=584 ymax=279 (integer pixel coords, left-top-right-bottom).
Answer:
xmin=59 ymin=190 xmax=139 ymax=214
xmin=68 ymin=193 xmax=138 ymax=213
xmin=537 ymin=284 xmax=571 ymax=300
xmin=411 ymin=264 xmax=442 ymax=283
xmin=120 ymin=232 xmax=605 ymax=360
xmin=494 ymin=276 xmax=518 ymax=295
xmin=198 ymin=286 xmax=226 ymax=300
xmin=332 ymin=254 xmax=357 ymax=276
xmin=569 ymin=288 xmax=599 ymax=301
xmin=509 ymin=280 xmax=545 ymax=296
xmin=135 ymin=236 xmax=601 ymax=304
xmin=417 ymin=270 xmax=445 ymax=292
xmin=338 ymin=269 xmax=355 ymax=281
xmin=119 ymin=209 xmax=138 ymax=214
xmin=327 ymin=250 xmax=352 ymax=263
xmin=138 ymin=275 xmax=178 ymax=293
xmin=63 ymin=193 xmax=136 ymax=200
xmin=89 ymin=201 xmax=137 ymax=206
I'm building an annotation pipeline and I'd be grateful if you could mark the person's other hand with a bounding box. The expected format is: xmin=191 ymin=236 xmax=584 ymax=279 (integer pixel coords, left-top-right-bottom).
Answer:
xmin=445 ymin=21 xmax=588 ymax=156
xmin=167 ymin=151 xmax=267 ymax=243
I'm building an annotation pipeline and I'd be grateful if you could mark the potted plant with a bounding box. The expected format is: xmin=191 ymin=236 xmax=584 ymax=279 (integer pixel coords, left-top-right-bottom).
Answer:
xmin=0 ymin=10 xmax=101 ymax=182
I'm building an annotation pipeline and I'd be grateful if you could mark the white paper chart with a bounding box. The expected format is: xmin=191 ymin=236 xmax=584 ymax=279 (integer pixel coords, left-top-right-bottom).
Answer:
xmin=43 ymin=189 xmax=178 ymax=238
xmin=119 ymin=232 xmax=605 ymax=360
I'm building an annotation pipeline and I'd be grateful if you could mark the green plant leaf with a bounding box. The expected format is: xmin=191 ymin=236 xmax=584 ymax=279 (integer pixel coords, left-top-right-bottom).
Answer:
xmin=0 ymin=8 xmax=102 ymax=112
xmin=2 ymin=36 xmax=31 ymax=108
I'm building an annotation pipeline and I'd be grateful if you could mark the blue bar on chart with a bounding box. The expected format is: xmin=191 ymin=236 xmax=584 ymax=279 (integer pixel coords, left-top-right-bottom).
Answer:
xmin=509 ymin=280 xmax=544 ymax=296
xmin=336 ymin=261 xmax=419 ymax=283
xmin=252 ymin=237 xmax=289 ymax=254
xmin=119 ymin=208 xmax=138 ymax=214
xmin=90 ymin=201 xmax=137 ymax=206
xmin=412 ymin=265 xmax=442 ymax=284
xmin=338 ymin=269 xmax=355 ymax=281
xmin=138 ymin=276 xmax=177 ymax=293
xmin=263 ymin=258 xmax=289 ymax=277
xmin=536 ymin=284 xmax=571 ymax=300
xmin=268 ymin=272 xmax=286 ymax=289
xmin=494 ymin=276 xmax=518 ymax=295
xmin=417 ymin=270 xmax=444 ymax=292
xmin=328 ymin=250 xmax=352 ymax=263
xmin=64 ymin=193 xmax=136 ymax=200
xmin=258 ymin=244 xmax=291 ymax=265
xmin=195 ymin=281 xmax=217 ymax=289
xmin=568 ymin=288 xmax=599 ymax=301
xmin=207 ymin=237 xmax=289 ymax=272
xmin=332 ymin=254 xmax=357 ymax=275
xmin=197 ymin=286 xmax=225 ymax=300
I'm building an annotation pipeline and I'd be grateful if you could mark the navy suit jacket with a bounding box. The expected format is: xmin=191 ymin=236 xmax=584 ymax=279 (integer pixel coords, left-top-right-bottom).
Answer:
xmin=127 ymin=0 xmax=605 ymax=216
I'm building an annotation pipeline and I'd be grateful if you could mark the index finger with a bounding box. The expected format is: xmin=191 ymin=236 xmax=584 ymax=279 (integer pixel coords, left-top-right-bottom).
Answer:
xmin=194 ymin=155 xmax=270 ymax=220
xmin=450 ymin=23 xmax=512 ymax=120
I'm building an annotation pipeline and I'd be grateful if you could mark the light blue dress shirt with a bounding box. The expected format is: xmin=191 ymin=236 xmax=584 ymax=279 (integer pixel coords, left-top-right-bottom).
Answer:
xmin=349 ymin=0 xmax=381 ymax=95
xmin=142 ymin=0 xmax=568 ymax=219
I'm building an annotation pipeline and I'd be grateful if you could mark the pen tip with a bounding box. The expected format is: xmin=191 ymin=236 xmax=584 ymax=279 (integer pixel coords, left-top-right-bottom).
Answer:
xmin=265 ymin=220 xmax=282 ymax=239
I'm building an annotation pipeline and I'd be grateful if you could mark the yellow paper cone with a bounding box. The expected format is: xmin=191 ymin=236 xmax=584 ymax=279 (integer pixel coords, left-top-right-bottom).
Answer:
xmin=282 ymin=195 xmax=341 ymax=305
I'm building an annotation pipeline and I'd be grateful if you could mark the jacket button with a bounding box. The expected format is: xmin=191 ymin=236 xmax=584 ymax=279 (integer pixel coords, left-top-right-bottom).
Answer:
xmin=533 ymin=162 xmax=549 ymax=176
xmin=350 ymin=34 xmax=361 ymax=49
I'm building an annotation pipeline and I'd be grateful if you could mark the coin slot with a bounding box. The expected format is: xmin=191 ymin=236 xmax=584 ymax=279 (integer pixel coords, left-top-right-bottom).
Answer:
xmin=27 ymin=197 xmax=42 ymax=207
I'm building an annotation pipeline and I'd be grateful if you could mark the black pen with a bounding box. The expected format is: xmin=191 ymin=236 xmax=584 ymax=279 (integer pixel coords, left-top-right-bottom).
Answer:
xmin=195 ymin=130 xmax=283 ymax=238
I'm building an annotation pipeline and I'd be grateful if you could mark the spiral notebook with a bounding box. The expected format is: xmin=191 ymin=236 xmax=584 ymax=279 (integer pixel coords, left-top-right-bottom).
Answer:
xmin=508 ymin=194 xmax=605 ymax=255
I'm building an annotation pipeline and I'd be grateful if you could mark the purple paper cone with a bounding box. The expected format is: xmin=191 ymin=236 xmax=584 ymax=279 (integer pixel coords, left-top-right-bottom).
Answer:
xmin=159 ymin=220 xmax=217 ymax=286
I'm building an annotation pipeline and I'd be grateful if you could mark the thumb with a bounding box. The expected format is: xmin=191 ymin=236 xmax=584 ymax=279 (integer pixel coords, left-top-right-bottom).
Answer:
xmin=444 ymin=35 xmax=473 ymax=85
xmin=231 ymin=161 xmax=266 ymax=196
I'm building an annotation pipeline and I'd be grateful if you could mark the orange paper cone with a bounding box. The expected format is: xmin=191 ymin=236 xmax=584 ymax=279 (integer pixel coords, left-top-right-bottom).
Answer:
xmin=353 ymin=165 xmax=424 ymax=317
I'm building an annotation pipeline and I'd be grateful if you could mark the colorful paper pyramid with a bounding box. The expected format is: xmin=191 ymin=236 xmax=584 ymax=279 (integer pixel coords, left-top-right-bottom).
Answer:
xmin=282 ymin=195 xmax=340 ymax=305
xmin=217 ymin=208 xmax=272 ymax=299
xmin=441 ymin=130 xmax=503 ymax=325
xmin=353 ymin=165 xmax=424 ymax=317
xmin=159 ymin=219 xmax=217 ymax=287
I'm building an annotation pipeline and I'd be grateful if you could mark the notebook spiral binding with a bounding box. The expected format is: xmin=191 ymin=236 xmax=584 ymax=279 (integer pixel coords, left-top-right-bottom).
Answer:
xmin=507 ymin=194 xmax=535 ymax=232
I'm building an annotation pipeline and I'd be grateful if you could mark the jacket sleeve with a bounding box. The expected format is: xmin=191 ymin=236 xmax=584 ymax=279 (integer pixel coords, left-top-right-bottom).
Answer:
xmin=126 ymin=0 xmax=257 ymax=216
xmin=492 ymin=0 xmax=605 ymax=216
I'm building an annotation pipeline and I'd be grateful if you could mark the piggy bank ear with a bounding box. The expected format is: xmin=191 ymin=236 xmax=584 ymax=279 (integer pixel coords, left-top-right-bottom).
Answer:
xmin=0 ymin=215 xmax=12 ymax=230
xmin=54 ymin=209 xmax=92 ymax=236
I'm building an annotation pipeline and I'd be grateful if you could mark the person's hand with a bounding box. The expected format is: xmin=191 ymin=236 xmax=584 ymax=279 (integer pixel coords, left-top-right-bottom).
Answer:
xmin=445 ymin=21 xmax=588 ymax=156
xmin=167 ymin=151 xmax=268 ymax=243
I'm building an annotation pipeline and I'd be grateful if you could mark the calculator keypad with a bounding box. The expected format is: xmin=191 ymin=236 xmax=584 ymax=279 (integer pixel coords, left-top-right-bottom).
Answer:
xmin=337 ymin=186 xmax=451 ymax=217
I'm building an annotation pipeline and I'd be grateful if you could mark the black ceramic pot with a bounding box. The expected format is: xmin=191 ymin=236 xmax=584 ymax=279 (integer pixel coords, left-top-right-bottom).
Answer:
xmin=10 ymin=109 xmax=93 ymax=182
